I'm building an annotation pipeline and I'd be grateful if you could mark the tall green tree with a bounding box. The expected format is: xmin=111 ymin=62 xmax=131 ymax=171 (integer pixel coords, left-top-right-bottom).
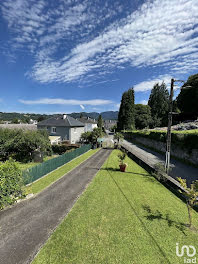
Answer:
xmin=97 ymin=114 xmax=103 ymax=130
xmin=176 ymin=73 xmax=198 ymax=118
xmin=117 ymin=88 xmax=135 ymax=130
xmin=134 ymin=104 xmax=152 ymax=129
xmin=148 ymin=82 xmax=169 ymax=127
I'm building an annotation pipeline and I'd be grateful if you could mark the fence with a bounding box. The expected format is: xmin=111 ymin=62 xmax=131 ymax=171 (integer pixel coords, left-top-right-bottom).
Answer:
xmin=23 ymin=144 xmax=91 ymax=184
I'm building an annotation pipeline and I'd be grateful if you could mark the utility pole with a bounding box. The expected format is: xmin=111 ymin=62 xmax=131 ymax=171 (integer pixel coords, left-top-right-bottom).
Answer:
xmin=165 ymin=78 xmax=174 ymax=174
xmin=164 ymin=78 xmax=190 ymax=174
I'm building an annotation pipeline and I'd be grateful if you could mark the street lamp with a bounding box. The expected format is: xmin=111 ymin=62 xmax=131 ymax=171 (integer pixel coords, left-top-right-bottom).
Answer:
xmin=164 ymin=79 xmax=191 ymax=174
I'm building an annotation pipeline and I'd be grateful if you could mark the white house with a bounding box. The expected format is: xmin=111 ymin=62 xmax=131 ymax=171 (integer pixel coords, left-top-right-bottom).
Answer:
xmin=77 ymin=117 xmax=97 ymax=132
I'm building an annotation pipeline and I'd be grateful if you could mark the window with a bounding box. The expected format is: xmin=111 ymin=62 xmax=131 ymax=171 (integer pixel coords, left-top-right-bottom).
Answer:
xmin=74 ymin=128 xmax=77 ymax=133
xmin=51 ymin=127 xmax=56 ymax=133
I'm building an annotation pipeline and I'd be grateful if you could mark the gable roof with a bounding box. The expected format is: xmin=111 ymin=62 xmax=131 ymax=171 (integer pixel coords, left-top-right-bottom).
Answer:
xmin=37 ymin=115 xmax=84 ymax=127
xmin=77 ymin=117 xmax=97 ymax=124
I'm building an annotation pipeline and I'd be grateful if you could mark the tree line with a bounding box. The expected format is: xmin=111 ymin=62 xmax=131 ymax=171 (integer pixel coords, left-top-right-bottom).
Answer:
xmin=117 ymin=73 xmax=198 ymax=131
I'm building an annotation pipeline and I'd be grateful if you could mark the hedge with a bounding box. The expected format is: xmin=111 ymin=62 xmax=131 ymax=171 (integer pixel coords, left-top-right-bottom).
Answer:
xmin=0 ymin=159 xmax=24 ymax=209
xmin=123 ymin=130 xmax=198 ymax=151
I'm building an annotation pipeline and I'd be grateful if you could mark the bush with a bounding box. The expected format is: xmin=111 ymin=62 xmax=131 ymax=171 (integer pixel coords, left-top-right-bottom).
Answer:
xmin=123 ymin=130 xmax=198 ymax=151
xmin=0 ymin=158 xmax=25 ymax=209
xmin=0 ymin=128 xmax=52 ymax=162
xmin=52 ymin=144 xmax=71 ymax=155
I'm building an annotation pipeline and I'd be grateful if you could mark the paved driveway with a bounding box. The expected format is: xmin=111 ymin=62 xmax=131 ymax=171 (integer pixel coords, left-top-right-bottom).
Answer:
xmin=0 ymin=148 xmax=112 ymax=264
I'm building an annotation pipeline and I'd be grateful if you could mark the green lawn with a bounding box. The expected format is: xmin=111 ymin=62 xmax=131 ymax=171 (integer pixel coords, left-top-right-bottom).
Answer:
xmin=17 ymin=155 xmax=58 ymax=171
xmin=33 ymin=150 xmax=198 ymax=264
xmin=26 ymin=149 xmax=99 ymax=194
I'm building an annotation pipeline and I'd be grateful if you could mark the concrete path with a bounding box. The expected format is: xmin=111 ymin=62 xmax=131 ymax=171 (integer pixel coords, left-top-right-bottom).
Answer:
xmin=122 ymin=139 xmax=198 ymax=186
xmin=0 ymin=148 xmax=112 ymax=264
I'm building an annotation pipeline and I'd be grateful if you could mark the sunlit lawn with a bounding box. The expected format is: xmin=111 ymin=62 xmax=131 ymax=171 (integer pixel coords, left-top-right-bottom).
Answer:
xmin=26 ymin=149 xmax=99 ymax=194
xmin=32 ymin=149 xmax=198 ymax=264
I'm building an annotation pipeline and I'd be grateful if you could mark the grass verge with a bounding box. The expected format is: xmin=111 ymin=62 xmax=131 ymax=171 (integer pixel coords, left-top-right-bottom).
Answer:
xmin=26 ymin=149 xmax=99 ymax=194
xmin=32 ymin=150 xmax=198 ymax=264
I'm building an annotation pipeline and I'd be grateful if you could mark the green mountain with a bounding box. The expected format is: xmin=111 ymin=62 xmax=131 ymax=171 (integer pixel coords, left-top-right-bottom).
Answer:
xmin=0 ymin=111 xmax=118 ymax=122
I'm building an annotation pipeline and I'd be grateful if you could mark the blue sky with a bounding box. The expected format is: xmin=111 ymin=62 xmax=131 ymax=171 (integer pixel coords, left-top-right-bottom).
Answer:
xmin=0 ymin=0 xmax=198 ymax=114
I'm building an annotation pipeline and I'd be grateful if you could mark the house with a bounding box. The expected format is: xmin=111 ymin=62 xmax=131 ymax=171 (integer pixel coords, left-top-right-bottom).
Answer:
xmin=29 ymin=119 xmax=38 ymax=125
xmin=37 ymin=114 xmax=85 ymax=144
xmin=77 ymin=117 xmax=97 ymax=132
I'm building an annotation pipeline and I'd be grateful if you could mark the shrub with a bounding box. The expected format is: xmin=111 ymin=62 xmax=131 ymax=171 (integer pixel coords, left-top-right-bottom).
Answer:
xmin=123 ymin=130 xmax=198 ymax=151
xmin=52 ymin=144 xmax=70 ymax=155
xmin=0 ymin=128 xmax=52 ymax=162
xmin=0 ymin=158 xmax=25 ymax=209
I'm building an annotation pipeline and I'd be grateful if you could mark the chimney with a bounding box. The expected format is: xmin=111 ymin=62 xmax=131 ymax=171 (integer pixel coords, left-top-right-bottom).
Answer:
xmin=63 ymin=114 xmax=67 ymax=119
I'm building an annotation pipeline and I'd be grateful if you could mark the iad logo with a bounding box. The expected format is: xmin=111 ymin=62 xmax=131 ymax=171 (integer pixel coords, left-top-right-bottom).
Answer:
xmin=176 ymin=243 xmax=196 ymax=263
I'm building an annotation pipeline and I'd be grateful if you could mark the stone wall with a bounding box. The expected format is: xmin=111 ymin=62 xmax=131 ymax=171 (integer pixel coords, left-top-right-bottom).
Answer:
xmin=126 ymin=135 xmax=198 ymax=166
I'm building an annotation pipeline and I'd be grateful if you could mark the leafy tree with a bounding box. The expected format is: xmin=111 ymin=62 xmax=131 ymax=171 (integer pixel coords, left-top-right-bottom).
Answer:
xmin=80 ymin=128 xmax=103 ymax=145
xmin=117 ymin=88 xmax=135 ymax=130
xmin=0 ymin=129 xmax=52 ymax=162
xmin=110 ymin=124 xmax=117 ymax=132
xmin=134 ymin=104 xmax=152 ymax=129
xmin=97 ymin=114 xmax=103 ymax=130
xmin=37 ymin=116 xmax=45 ymax=122
xmin=80 ymin=131 xmax=92 ymax=143
xmin=21 ymin=117 xmax=30 ymax=124
xmin=11 ymin=118 xmax=19 ymax=124
xmin=177 ymin=177 xmax=198 ymax=229
xmin=91 ymin=127 xmax=103 ymax=143
xmin=148 ymin=82 xmax=169 ymax=127
xmin=0 ymin=158 xmax=25 ymax=209
xmin=113 ymin=132 xmax=124 ymax=148
xmin=176 ymin=73 xmax=198 ymax=119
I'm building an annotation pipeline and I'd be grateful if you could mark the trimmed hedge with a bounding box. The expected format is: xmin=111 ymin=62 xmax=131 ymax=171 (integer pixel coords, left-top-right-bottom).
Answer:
xmin=123 ymin=130 xmax=198 ymax=151
xmin=0 ymin=158 xmax=25 ymax=209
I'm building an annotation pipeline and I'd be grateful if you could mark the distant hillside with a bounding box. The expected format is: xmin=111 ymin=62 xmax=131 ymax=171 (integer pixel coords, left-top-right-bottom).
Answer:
xmin=0 ymin=111 xmax=118 ymax=122
xmin=69 ymin=111 xmax=118 ymax=120
xmin=0 ymin=112 xmax=54 ymax=122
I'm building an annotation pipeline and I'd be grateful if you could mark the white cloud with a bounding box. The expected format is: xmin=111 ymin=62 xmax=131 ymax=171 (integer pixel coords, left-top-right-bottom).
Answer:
xmin=30 ymin=0 xmax=198 ymax=83
xmin=139 ymin=100 xmax=148 ymax=105
xmin=80 ymin=104 xmax=85 ymax=110
xmin=115 ymin=103 xmax=120 ymax=109
xmin=2 ymin=0 xmax=198 ymax=84
xmin=19 ymin=98 xmax=113 ymax=106
xmin=134 ymin=75 xmax=172 ymax=92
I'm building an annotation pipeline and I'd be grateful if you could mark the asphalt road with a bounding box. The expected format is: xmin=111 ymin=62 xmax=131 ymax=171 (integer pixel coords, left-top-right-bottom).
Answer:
xmin=0 ymin=148 xmax=112 ymax=264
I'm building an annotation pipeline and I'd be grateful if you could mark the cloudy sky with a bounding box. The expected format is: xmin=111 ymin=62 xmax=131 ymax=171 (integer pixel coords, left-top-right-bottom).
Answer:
xmin=0 ymin=0 xmax=198 ymax=114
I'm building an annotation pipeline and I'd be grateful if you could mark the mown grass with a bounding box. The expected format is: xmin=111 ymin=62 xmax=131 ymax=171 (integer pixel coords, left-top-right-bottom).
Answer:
xmin=26 ymin=149 xmax=99 ymax=194
xmin=32 ymin=150 xmax=198 ymax=264
xmin=17 ymin=155 xmax=58 ymax=171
